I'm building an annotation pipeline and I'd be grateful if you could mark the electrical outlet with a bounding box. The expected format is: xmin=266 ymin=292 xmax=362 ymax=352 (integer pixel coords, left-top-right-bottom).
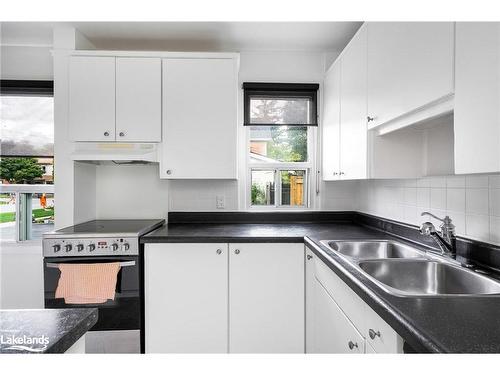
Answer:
xmin=216 ymin=195 xmax=225 ymax=209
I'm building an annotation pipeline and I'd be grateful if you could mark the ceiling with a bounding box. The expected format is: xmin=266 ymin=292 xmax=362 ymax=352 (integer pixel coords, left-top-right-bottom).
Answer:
xmin=1 ymin=22 xmax=362 ymax=52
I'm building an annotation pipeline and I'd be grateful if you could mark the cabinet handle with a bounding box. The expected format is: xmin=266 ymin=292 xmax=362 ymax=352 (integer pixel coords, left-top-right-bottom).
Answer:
xmin=119 ymin=132 xmax=125 ymax=137
xmin=166 ymin=170 xmax=172 ymax=175
xmin=104 ymin=131 xmax=110 ymax=137
xmin=307 ymin=254 xmax=313 ymax=260
xmin=348 ymin=341 xmax=358 ymax=350
xmin=339 ymin=172 xmax=345 ymax=176
xmin=369 ymin=329 xmax=381 ymax=340
xmin=234 ymin=249 xmax=240 ymax=255
xmin=216 ymin=249 xmax=222 ymax=255
xmin=367 ymin=116 xmax=375 ymax=122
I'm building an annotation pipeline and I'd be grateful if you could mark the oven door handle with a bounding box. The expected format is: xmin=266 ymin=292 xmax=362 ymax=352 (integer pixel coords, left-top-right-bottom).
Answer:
xmin=46 ymin=261 xmax=136 ymax=269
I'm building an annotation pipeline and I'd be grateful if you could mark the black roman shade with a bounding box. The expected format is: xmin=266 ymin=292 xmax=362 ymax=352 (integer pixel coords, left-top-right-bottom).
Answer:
xmin=243 ymin=82 xmax=319 ymax=126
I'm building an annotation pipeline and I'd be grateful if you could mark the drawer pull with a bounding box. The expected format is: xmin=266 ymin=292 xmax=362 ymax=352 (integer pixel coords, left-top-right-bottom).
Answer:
xmin=348 ymin=341 xmax=358 ymax=350
xmin=369 ymin=329 xmax=381 ymax=340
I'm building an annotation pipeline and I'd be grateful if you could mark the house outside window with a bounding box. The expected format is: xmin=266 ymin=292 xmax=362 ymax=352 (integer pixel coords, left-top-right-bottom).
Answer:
xmin=243 ymin=82 xmax=319 ymax=209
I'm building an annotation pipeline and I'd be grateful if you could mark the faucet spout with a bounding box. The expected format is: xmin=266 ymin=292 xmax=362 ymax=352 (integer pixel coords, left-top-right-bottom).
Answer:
xmin=420 ymin=212 xmax=457 ymax=259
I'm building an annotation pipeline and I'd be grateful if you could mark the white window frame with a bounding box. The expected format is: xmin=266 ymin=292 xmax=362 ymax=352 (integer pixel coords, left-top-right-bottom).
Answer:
xmin=245 ymin=125 xmax=318 ymax=211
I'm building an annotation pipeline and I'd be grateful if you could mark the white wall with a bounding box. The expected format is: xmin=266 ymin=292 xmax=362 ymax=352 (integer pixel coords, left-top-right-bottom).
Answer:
xmin=356 ymin=174 xmax=500 ymax=245
xmin=0 ymin=243 xmax=44 ymax=309
xmin=0 ymin=45 xmax=53 ymax=80
xmin=96 ymin=164 xmax=169 ymax=219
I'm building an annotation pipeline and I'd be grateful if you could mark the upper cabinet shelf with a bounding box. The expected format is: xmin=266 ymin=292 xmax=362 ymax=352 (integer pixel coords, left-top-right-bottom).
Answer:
xmin=366 ymin=22 xmax=455 ymax=134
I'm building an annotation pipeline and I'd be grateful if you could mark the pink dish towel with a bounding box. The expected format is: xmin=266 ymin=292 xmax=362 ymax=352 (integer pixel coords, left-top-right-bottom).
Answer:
xmin=55 ymin=263 xmax=121 ymax=304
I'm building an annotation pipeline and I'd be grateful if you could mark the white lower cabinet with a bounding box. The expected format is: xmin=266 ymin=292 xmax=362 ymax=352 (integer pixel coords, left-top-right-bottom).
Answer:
xmin=229 ymin=243 xmax=304 ymax=353
xmin=313 ymin=277 xmax=364 ymax=353
xmin=144 ymin=242 xmax=304 ymax=353
xmin=305 ymin=247 xmax=316 ymax=353
xmin=145 ymin=243 xmax=229 ymax=353
xmin=309 ymin=251 xmax=404 ymax=354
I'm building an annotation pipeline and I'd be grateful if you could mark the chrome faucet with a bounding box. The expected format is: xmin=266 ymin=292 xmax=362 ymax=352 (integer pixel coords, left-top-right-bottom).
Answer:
xmin=420 ymin=211 xmax=456 ymax=259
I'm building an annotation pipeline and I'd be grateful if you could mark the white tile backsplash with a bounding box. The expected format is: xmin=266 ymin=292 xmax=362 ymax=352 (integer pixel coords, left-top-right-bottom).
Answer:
xmin=489 ymin=189 xmax=500 ymax=217
xmin=466 ymin=214 xmax=490 ymax=241
xmin=466 ymin=189 xmax=489 ymax=215
xmin=353 ymin=174 xmax=500 ymax=245
xmin=446 ymin=188 xmax=466 ymax=213
xmin=430 ymin=188 xmax=447 ymax=210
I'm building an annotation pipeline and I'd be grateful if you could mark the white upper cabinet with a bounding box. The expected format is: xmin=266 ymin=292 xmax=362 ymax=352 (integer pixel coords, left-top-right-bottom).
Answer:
xmin=116 ymin=58 xmax=162 ymax=142
xmin=69 ymin=56 xmax=162 ymax=142
xmin=69 ymin=56 xmax=116 ymax=141
xmin=322 ymin=25 xmax=367 ymax=180
xmin=366 ymin=22 xmax=454 ymax=130
xmin=322 ymin=59 xmax=341 ymax=181
xmin=339 ymin=25 xmax=368 ymax=180
xmin=160 ymin=57 xmax=238 ymax=179
xmin=455 ymin=23 xmax=500 ymax=174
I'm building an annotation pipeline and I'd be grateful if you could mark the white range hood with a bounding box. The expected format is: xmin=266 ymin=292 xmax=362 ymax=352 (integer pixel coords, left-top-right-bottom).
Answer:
xmin=71 ymin=143 xmax=159 ymax=164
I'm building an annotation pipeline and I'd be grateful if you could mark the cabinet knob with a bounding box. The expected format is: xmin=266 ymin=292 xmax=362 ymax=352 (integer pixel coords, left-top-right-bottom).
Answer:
xmin=119 ymin=132 xmax=125 ymax=137
xmin=104 ymin=131 xmax=110 ymax=137
xmin=367 ymin=116 xmax=375 ymax=122
xmin=333 ymin=172 xmax=339 ymax=176
xmin=234 ymin=249 xmax=240 ymax=255
xmin=166 ymin=170 xmax=172 ymax=175
xmin=348 ymin=341 xmax=358 ymax=350
xmin=339 ymin=172 xmax=345 ymax=175
xmin=369 ymin=329 xmax=381 ymax=340
xmin=216 ymin=249 xmax=222 ymax=255
xmin=307 ymin=254 xmax=313 ymax=260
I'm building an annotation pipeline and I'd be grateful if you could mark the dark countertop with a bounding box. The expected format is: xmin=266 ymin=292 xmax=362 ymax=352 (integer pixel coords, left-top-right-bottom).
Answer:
xmin=0 ymin=308 xmax=97 ymax=354
xmin=142 ymin=221 xmax=500 ymax=353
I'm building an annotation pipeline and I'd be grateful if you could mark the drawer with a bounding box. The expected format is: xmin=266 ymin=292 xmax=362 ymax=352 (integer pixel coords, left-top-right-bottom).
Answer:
xmin=365 ymin=305 xmax=403 ymax=353
xmin=314 ymin=257 xmax=367 ymax=334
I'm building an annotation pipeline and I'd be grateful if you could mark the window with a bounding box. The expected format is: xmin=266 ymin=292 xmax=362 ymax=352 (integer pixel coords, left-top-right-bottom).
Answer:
xmin=244 ymin=83 xmax=318 ymax=209
xmin=0 ymin=80 xmax=55 ymax=242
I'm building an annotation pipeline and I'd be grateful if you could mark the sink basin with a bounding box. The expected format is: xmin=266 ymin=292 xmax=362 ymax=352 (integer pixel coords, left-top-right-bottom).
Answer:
xmin=359 ymin=260 xmax=500 ymax=296
xmin=322 ymin=240 xmax=425 ymax=261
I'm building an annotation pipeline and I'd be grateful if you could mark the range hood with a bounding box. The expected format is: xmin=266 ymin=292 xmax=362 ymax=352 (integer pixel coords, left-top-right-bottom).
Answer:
xmin=71 ymin=143 xmax=159 ymax=164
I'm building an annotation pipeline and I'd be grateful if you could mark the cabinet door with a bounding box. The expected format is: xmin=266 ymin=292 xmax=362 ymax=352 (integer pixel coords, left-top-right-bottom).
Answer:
xmin=305 ymin=247 xmax=315 ymax=353
xmin=313 ymin=277 xmax=364 ymax=353
xmin=229 ymin=243 xmax=304 ymax=353
xmin=322 ymin=59 xmax=341 ymax=180
xmin=69 ymin=56 xmax=116 ymax=141
xmin=116 ymin=58 xmax=161 ymax=142
xmin=339 ymin=25 xmax=368 ymax=180
xmin=161 ymin=58 xmax=238 ymax=179
xmin=367 ymin=22 xmax=454 ymax=128
xmin=455 ymin=23 xmax=500 ymax=174
xmin=144 ymin=243 xmax=228 ymax=353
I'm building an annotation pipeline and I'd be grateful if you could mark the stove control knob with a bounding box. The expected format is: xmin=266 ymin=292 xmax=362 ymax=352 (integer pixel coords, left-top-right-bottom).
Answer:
xmin=76 ymin=244 xmax=84 ymax=252
xmin=64 ymin=244 xmax=72 ymax=252
xmin=111 ymin=243 xmax=119 ymax=251
xmin=88 ymin=243 xmax=96 ymax=252
xmin=123 ymin=243 xmax=130 ymax=251
xmin=53 ymin=244 xmax=61 ymax=253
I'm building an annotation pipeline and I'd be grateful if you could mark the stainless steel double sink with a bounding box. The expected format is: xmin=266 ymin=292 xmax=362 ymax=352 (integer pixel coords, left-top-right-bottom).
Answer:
xmin=320 ymin=240 xmax=500 ymax=297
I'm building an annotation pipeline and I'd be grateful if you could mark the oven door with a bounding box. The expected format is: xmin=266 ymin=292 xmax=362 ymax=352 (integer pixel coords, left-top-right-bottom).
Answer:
xmin=43 ymin=255 xmax=140 ymax=331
